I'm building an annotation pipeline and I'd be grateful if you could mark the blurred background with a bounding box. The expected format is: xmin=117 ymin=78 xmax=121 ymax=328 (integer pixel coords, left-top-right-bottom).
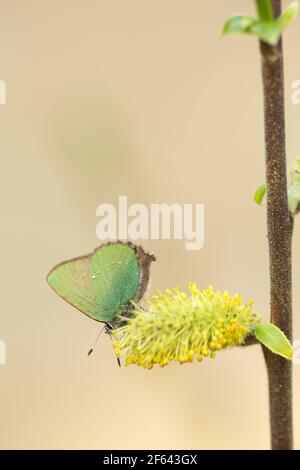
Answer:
xmin=0 ymin=0 xmax=299 ymax=450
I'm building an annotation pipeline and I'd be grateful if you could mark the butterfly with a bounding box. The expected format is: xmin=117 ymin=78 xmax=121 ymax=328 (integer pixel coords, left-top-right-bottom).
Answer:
xmin=47 ymin=241 xmax=156 ymax=357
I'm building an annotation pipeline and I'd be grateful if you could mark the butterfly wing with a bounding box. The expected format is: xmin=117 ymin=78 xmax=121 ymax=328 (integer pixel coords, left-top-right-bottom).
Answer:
xmin=89 ymin=242 xmax=139 ymax=321
xmin=47 ymin=255 xmax=99 ymax=321
xmin=47 ymin=241 xmax=156 ymax=324
xmin=134 ymin=244 xmax=156 ymax=302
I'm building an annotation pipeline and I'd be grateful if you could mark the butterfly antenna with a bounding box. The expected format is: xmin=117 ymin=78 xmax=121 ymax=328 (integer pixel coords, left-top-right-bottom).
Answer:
xmin=87 ymin=324 xmax=106 ymax=356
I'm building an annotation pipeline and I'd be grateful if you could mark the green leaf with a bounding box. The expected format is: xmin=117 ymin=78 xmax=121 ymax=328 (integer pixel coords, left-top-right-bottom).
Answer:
xmin=277 ymin=1 xmax=298 ymax=31
xmin=255 ymin=0 xmax=274 ymax=21
xmin=254 ymin=184 xmax=267 ymax=205
xmin=222 ymin=2 xmax=298 ymax=45
xmin=250 ymin=2 xmax=298 ymax=45
xmin=255 ymin=323 xmax=293 ymax=359
xmin=222 ymin=15 xmax=257 ymax=36
xmin=249 ymin=20 xmax=282 ymax=45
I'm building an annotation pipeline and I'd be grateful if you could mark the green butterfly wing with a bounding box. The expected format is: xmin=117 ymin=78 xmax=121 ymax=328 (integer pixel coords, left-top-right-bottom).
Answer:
xmin=47 ymin=255 xmax=98 ymax=320
xmin=47 ymin=241 xmax=155 ymax=323
xmin=89 ymin=243 xmax=139 ymax=321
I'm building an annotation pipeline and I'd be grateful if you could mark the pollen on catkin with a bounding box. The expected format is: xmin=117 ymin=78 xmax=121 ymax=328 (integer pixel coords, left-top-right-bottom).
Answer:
xmin=112 ymin=283 xmax=261 ymax=369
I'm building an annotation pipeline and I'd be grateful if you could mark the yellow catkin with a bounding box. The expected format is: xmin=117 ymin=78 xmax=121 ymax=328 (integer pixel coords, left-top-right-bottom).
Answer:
xmin=112 ymin=284 xmax=261 ymax=369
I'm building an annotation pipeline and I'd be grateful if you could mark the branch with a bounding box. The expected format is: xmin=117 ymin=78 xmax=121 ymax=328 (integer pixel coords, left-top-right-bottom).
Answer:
xmin=258 ymin=0 xmax=293 ymax=450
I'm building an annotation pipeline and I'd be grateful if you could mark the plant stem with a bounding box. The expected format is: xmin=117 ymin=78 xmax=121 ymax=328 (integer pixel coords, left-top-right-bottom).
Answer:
xmin=258 ymin=0 xmax=293 ymax=450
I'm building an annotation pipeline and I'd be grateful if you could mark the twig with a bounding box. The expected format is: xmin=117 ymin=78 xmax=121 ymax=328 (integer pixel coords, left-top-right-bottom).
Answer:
xmin=257 ymin=0 xmax=293 ymax=450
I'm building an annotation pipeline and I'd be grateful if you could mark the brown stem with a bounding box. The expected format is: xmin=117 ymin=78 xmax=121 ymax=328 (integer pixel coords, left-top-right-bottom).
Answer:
xmin=259 ymin=0 xmax=293 ymax=450
xmin=241 ymin=335 xmax=259 ymax=347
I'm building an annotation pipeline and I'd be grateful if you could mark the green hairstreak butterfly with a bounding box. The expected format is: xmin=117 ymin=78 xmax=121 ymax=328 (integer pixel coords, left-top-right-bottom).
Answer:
xmin=47 ymin=241 xmax=156 ymax=332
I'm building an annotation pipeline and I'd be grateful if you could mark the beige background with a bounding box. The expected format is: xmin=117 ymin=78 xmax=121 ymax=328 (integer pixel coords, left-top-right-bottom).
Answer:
xmin=0 ymin=0 xmax=300 ymax=450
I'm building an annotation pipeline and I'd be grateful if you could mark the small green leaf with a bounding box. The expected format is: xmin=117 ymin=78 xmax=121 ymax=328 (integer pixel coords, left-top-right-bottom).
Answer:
xmin=255 ymin=323 xmax=293 ymax=359
xmin=222 ymin=2 xmax=298 ymax=45
xmin=255 ymin=0 xmax=274 ymax=21
xmin=249 ymin=20 xmax=282 ymax=45
xmin=277 ymin=1 xmax=298 ymax=30
xmin=222 ymin=15 xmax=257 ymax=36
xmin=250 ymin=2 xmax=298 ymax=45
xmin=254 ymin=184 xmax=267 ymax=205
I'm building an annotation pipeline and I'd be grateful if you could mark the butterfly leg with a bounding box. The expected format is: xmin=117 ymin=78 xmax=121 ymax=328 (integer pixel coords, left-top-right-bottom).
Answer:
xmin=105 ymin=323 xmax=121 ymax=368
